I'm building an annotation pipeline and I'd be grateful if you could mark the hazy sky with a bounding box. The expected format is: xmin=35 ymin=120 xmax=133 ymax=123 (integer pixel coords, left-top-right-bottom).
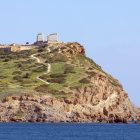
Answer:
xmin=0 ymin=0 xmax=140 ymax=106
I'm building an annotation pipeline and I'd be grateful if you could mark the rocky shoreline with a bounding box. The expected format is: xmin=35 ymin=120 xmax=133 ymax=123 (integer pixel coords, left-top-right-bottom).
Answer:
xmin=0 ymin=91 xmax=139 ymax=123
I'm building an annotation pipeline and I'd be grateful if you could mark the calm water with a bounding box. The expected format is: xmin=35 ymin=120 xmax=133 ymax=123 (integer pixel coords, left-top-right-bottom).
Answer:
xmin=0 ymin=123 xmax=140 ymax=140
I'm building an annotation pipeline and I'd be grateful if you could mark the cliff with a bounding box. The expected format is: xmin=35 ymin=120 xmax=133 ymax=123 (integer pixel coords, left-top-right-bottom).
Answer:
xmin=0 ymin=42 xmax=139 ymax=123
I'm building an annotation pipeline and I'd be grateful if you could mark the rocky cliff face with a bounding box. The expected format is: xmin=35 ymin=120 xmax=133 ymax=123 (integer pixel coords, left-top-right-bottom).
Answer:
xmin=0 ymin=88 xmax=139 ymax=123
xmin=0 ymin=42 xmax=139 ymax=123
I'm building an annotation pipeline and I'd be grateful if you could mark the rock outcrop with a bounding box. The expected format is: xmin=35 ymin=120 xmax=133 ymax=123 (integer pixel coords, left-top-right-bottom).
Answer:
xmin=0 ymin=86 xmax=139 ymax=123
xmin=0 ymin=71 xmax=139 ymax=123
xmin=62 ymin=42 xmax=85 ymax=55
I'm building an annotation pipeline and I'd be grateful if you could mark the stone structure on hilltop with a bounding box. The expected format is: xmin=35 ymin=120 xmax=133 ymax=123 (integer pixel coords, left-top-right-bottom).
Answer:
xmin=0 ymin=46 xmax=11 ymax=53
xmin=0 ymin=45 xmax=37 ymax=53
xmin=0 ymin=33 xmax=59 ymax=52
xmin=34 ymin=33 xmax=59 ymax=46
xmin=47 ymin=33 xmax=58 ymax=43
xmin=11 ymin=45 xmax=37 ymax=52
xmin=37 ymin=33 xmax=45 ymax=42
xmin=34 ymin=33 xmax=47 ymax=46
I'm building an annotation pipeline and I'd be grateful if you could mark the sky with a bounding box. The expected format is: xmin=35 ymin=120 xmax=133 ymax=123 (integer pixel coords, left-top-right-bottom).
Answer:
xmin=0 ymin=0 xmax=140 ymax=106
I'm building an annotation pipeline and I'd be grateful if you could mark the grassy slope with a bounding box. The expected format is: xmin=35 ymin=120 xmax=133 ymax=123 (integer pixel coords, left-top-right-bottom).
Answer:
xmin=0 ymin=45 xmax=121 ymax=99
xmin=0 ymin=49 xmax=47 ymax=98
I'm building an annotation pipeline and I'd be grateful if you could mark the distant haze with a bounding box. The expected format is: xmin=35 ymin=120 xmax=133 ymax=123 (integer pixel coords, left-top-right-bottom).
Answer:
xmin=0 ymin=0 xmax=140 ymax=106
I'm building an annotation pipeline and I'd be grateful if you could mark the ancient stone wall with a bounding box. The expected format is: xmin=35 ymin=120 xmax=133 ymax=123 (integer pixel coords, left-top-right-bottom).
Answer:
xmin=11 ymin=45 xmax=37 ymax=52
xmin=0 ymin=45 xmax=37 ymax=52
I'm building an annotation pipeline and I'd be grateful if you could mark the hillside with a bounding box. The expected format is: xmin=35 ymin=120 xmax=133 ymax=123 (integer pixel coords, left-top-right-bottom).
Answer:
xmin=0 ymin=42 xmax=139 ymax=123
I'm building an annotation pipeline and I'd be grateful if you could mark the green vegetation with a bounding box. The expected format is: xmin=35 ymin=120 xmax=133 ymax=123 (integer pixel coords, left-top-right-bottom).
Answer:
xmin=79 ymin=78 xmax=91 ymax=84
xmin=37 ymin=52 xmax=68 ymax=63
xmin=0 ymin=47 xmax=100 ymax=99
xmin=0 ymin=49 xmax=47 ymax=97
xmin=0 ymin=44 xmax=120 ymax=99
xmin=0 ymin=49 xmax=37 ymax=60
xmin=34 ymin=61 xmax=88 ymax=96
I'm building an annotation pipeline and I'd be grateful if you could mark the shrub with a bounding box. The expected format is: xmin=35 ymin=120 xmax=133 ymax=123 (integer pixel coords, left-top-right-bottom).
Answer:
xmin=47 ymin=77 xmax=65 ymax=84
xmin=13 ymin=75 xmax=23 ymax=82
xmin=0 ymin=83 xmax=8 ymax=88
xmin=38 ymin=47 xmax=45 ymax=52
xmin=86 ymin=71 xmax=96 ymax=76
xmin=50 ymin=74 xmax=66 ymax=78
xmin=32 ymin=65 xmax=47 ymax=72
xmin=3 ymin=58 xmax=10 ymax=62
xmin=22 ymin=72 xmax=30 ymax=78
xmin=85 ymin=57 xmax=102 ymax=70
xmin=64 ymin=64 xmax=75 ymax=74
xmin=56 ymin=91 xmax=65 ymax=95
xmin=12 ymin=70 xmax=22 ymax=75
xmin=0 ymin=75 xmax=7 ymax=79
xmin=45 ymin=53 xmax=68 ymax=63
xmin=79 ymin=78 xmax=90 ymax=84
xmin=34 ymin=84 xmax=49 ymax=93
xmin=17 ymin=63 xmax=23 ymax=68
xmin=20 ymin=79 xmax=32 ymax=84
xmin=54 ymin=54 xmax=68 ymax=62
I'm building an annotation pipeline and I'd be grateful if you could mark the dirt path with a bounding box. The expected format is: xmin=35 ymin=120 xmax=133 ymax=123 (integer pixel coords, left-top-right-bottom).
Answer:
xmin=30 ymin=54 xmax=42 ymax=63
xmin=30 ymin=49 xmax=51 ymax=85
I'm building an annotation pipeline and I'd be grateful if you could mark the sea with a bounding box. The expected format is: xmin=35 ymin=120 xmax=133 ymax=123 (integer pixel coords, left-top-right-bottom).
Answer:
xmin=0 ymin=123 xmax=140 ymax=140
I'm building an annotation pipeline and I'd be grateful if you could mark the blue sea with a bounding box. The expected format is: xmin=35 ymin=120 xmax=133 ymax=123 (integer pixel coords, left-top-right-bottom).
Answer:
xmin=0 ymin=123 xmax=140 ymax=140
